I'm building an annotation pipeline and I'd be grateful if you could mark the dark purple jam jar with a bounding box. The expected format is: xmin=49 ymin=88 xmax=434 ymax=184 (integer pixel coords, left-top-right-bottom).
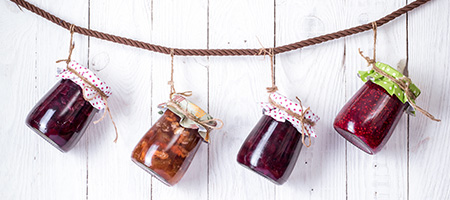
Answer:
xmin=26 ymin=79 xmax=97 ymax=152
xmin=333 ymin=81 xmax=408 ymax=154
xmin=237 ymin=115 xmax=303 ymax=185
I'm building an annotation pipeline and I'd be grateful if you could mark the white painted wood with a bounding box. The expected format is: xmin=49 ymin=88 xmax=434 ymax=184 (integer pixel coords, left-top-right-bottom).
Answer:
xmin=207 ymin=0 xmax=277 ymax=199
xmin=407 ymin=0 xmax=450 ymax=199
xmin=87 ymin=0 xmax=152 ymax=199
xmin=1 ymin=0 xmax=450 ymax=199
xmin=344 ymin=1 xmax=408 ymax=200
xmin=0 ymin=1 xmax=89 ymax=200
xmin=275 ymin=0 xmax=347 ymax=199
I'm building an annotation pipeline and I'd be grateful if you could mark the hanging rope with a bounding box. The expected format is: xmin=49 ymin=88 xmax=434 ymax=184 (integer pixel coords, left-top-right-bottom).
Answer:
xmin=11 ymin=0 xmax=431 ymax=56
xmin=359 ymin=22 xmax=440 ymax=122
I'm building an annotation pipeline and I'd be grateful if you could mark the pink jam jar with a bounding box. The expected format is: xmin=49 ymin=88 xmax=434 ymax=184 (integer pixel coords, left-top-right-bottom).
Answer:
xmin=237 ymin=92 xmax=319 ymax=185
xmin=26 ymin=61 xmax=111 ymax=152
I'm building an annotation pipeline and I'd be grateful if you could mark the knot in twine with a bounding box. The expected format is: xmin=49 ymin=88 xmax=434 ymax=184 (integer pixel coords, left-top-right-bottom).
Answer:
xmin=56 ymin=24 xmax=119 ymax=142
xmin=268 ymin=96 xmax=315 ymax=147
xmin=166 ymin=97 xmax=224 ymax=142
xmin=358 ymin=22 xmax=440 ymax=122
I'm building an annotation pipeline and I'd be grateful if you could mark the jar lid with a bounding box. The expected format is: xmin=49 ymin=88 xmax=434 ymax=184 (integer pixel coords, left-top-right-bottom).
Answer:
xmin=260 ymin=92 xmax=320 ymax=137
xmin=358 ymin=62 xmax=420 ymax=104
xmin=158 ymin=94 xmax=220 ymax=142
xmin=57 ymin=60 xmax=112 ymax=110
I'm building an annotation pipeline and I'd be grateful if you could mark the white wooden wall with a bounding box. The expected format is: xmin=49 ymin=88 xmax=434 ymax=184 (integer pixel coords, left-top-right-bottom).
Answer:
xmin=1 ymin=0 xmax=449 ymax=199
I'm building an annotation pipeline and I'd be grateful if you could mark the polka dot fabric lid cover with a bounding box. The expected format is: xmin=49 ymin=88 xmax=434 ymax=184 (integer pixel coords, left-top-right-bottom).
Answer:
xmin=260 ymin=92 xmax=320 ymax=137
xmin=57 ymin=60 xmax=112 ymax=110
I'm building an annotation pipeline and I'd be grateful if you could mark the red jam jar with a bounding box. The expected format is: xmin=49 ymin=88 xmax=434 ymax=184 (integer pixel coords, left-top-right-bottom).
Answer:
xmin=333 ymin=62 xmax=420 ymax=154
xmin=237 ymin=92 xmax=319 ymax=185
xmin=26 ymin=61 xmax=112 ymax=152
xmin=132 ymin=95 xmax=220 ymax=186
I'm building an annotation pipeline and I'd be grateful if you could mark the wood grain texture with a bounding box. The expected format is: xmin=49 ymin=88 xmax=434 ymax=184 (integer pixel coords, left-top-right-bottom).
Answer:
xmin=208 ymin=0 xmax=275 ymax=199
xmin=408 ymin=0 xmax=450 ymax=199
xmin=0 ymin=1 xmax=89 ymax=200
xmin=87 ymin=0 xmax=152 ymax=199
xmin=275 ymin=0 xmax=347 ymax=199
xmin=1 ymin=0 xmax=449 ymax=199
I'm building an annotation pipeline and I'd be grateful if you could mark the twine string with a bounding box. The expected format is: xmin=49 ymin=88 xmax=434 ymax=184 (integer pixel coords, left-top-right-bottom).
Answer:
xmin=166 ymin=51 xmax=222 ymax=142
xmin=268 ymin=97 xmax=315 ymax=147
xmin=359 ymin=22 xmax=440 ymax=122
xmin=56 ymin=25 xmax=120 ymax=142
xmin=256 ymin=39 xmax=278 ymax=93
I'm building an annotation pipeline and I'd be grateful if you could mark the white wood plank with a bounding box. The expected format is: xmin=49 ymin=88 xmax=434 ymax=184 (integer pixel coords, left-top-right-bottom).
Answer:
xmin=87 ymin=0 xmax=152 ymax=199
xmin=150 ymin=0 xmax=208 ymax=199
xmin=2 ymin=0 xmax=450 ymax=199
xmin=208 ymin=0 xmax=276 ymax=199
xmin=344 ymin=1 xmax=408 ymax=200
xmin=407 ymin=0 xmax=450 ymax=199
xmin=0 ymin=0 xmax=89 ymax=199
xmin=275 ymin=0 xmax=347 ymax=199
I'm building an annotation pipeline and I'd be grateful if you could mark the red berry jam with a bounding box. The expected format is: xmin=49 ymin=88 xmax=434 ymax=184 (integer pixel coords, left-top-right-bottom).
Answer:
xmin=237 ymin=115 xmax=303 ymax=185
xmin=333 ymin=81 xmax=407 ymax=154
xmin=26 ymin=79 xmax=96 ymax=152
xmin=131 ymin=110 xmax=202 ymax=186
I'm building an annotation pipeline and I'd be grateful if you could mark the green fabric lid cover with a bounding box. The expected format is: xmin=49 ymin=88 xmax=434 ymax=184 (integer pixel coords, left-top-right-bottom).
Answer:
xmin=358 ymin=62 xmax=421 ymax=104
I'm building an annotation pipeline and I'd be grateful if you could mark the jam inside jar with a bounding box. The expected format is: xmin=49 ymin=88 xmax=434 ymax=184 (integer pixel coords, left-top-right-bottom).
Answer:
xmin=26 ymin=79 xmax=97 ymax=152
xmin=237 ymin=115 xmax=303 ymax=185
xmin=131 ymin=110 xmax=202 ymax=186
xmin=333 ymin=81 xmax=408 ymax=154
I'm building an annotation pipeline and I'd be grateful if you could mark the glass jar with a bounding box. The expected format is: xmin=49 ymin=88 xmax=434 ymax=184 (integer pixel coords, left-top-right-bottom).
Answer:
xmin=131 ymin=95 xmax=218 ymax=186
xmin=236 ymin=92 xmax=319 ymax=185
xmin=131 ymin=110 xmax=202 ymax=186
xmin=237 ymin=115 xmax=302 ymax=185
xmin=333 ymin=62 xmax=420 ymax=154
xmin=26 ymin=79 xmax=97 ymax=152
xmin=26 ymin=61 xmax=111 ymax=152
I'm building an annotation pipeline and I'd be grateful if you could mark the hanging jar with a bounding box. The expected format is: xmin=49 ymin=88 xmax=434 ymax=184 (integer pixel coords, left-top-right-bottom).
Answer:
xmin=333 ymin=62 xmax=421 ymax=154
xmin=131 ymin=94 xmax=221 ymax=186
xmin=237 ymin=92 xmax=319 ymax=185
xmin=26 ymin=61 xmax=112 ymax=152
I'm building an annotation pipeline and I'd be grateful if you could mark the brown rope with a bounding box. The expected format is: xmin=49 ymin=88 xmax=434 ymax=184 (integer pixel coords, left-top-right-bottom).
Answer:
xmin=268 ymin=97 xmax=315 ymax=147
xmin=56 ymin=25 xmax=120 ymax=142
xmin=10 ymin=0 xmax=432 ymax=56
xmin=359 ymin=22 xmax=440 ymax=122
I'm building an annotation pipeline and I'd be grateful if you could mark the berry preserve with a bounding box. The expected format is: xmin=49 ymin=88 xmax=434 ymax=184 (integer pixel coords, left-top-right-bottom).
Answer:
xmin=237 ymin=115 xmax=302 ymax=185
xmin=26 ymin=79 xmax=97 ymax=152
xmin=236 ymin=92 xmax=319 ymax=185
xmin=333 ymin=81 xmax=407 ymax=154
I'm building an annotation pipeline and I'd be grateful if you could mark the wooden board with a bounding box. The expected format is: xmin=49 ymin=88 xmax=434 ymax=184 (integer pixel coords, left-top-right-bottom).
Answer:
xmin=0 ymin=0 xmax=449 ymax=199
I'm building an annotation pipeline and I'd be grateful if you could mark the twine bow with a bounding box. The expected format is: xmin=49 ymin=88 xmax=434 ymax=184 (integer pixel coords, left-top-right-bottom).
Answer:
xmin=166 ymin=49 xmax=223 ymax=142
xmin=268 ymin=96 xmax=315 ymax=147
xmin=56 ymin=25 xmax=119 ymax=142
xmin=359 ymin=22 xmax=440 ymax=122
